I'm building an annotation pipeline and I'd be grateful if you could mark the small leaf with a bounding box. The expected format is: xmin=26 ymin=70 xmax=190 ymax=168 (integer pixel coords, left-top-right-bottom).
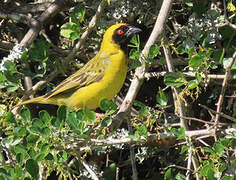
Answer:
xmin=213 ymin=143 xmax=225 ymax=156
xmin=187 ymin=80 xmax=199 ymax=90
xmin=149 ymin=44 xmax=160 ymax=59
xmin=156 ymin=87 xmax=168 ymax=107
xmin=189 ymin=54 xmax=203 ymax=68
xmin=25 ymin=159 xmax=39 ymax=179
xmin=6 ymin=111 xmax=16 ymax=123
xmin=72 ymin=5 xmax=85 ymax=22
xmin=83 ymin=106 xmax=96 ymax=124
xmin=170 ymin=127 xmax=185 ymax=140
xmin=175 ymin=173 xmax=187 ymax=180
xmin=57 ymin=105 xmax=68 ymax=126
xmin=165 ymin=168 xmax=174 ymax=180
xmin=223 ymin=57 xmax=236 ymax=70
xmin=20 ymin=108 xmax=31 ymax=122
xmin=180 ymin=145 xmax=189 ymax=154
xmin=101 ymin=117 xmax=112 ymax=127
xmin=99 ymin=98 xmax=117 ymax=115
xmin=66 ymin=112 xmax=78 ymax=130
xmin=164 ymin=73 xmax=186 ymax=87
xmin=26 ymin=134 xmax=39 ymax=146
xmin=39 ymin=110 xmax=51 ymax=125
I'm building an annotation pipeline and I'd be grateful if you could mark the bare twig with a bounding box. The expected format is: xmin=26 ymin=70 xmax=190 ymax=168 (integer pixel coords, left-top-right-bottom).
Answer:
xmin=186 ymin=145 xmax=193 ymax=180
xmin=127 ymin=121 xmax=138 ymax=180
xmin=163 ymin=44 xmax=188 ymax=130
xmin=199 ymin=104 xmax=236 ymax=123
xmin=215 ymin=51 xmax=236 ymax=124
xmin=144 ymin=71 xmax=236 ymax=80
xmin=178 ymin=115 xmax=231 ymax=126
xmin=110 ymin=0 xmax=173 ymax=130
xmin=79 ymin=158 xmax=99 ymax=180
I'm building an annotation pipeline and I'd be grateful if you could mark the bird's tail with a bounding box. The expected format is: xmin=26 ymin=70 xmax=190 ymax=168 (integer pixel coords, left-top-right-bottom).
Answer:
xmin=17 ymin=96 xmax=47 ymax=106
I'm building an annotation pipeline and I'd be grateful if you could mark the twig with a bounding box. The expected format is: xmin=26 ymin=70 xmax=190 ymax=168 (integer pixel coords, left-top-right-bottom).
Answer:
xmin=186 ymin=145 xmax=193 ymax=180
xmin=163 ymin=44 xmax=188 ymax=130
xmin=111 ymin=0 xmax=173 ymax=130
xmin=215 ymin=51 xmax=236 ymax=125
xmin=185 ymin=128 xmax=215 ymax=138
xmin=178 ymin=115 xmax=231 ymax=126
xmin=64 ymin=0 xmax=107 ymax=64
xmin=144 ymin=71 xmax=236 ymax=80
xmin=199 ymin=104 xmax=236 ymax=123
xmin=128 ymin=121 xmax=138 ymax=180
xmin=79 ymin=158 xmax=99 ymax=180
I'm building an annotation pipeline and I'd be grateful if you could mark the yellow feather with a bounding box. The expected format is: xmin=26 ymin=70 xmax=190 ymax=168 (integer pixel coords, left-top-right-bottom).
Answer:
xmin=19 ymin=23 xmax=141 ymax=110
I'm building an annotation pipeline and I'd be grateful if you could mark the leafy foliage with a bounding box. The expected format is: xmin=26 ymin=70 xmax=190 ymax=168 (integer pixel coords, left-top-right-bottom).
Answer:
xmin=0 ymin=0 xmax=235 ymax=179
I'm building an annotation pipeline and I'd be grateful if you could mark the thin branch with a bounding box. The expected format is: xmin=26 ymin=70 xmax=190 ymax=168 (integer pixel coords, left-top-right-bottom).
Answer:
xmin=178 ymin=115 xmax=231 ymax=126
xmin=186 ymin=145 xmax=192 ymax=180
xmin=215 ymin=51 xmax=236 ymax=125
xmin=163 ymin=44 xmax=188 ymax=130
xmin=79 ymin=158 xmax=99 ymax=180
xmin=111 ymin=0 xmax=173 ymax=130
xmin=199 ymin=104 xmax=236 ymax=123
xmin=144 ymin=71 xmax=236 ymax=80
xmin=128 ymin=121 xmax=138 ymax=180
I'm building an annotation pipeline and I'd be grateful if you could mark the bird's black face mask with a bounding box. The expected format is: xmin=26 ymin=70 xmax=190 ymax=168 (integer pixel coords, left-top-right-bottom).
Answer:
xmin=112 ymin=24 xmax=142 ymax=52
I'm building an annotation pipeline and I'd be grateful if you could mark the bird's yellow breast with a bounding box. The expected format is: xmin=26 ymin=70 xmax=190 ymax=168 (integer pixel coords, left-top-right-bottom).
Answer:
xmin=67 ymin=50 xmax=127 ymax=110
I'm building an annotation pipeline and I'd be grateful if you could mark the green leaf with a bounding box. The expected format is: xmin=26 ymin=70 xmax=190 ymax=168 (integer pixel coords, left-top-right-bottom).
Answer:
xmin=221 ymin=176 xmax=235 ymax=180
xmin=20 ymin=108 xmax=31 ymax=122
xmin=57 ymin=105 xmax=68 ymax=126
xmin=170 ymin=127 xmax=185 ymax=140
xmin=26 ymin=134 xmax=39 ymax=146
xmin=45 ymin=153 xmax=54 ymax=160
xmin=99 ymin=98 xmax=118 ymax=115
xmin=71 ymin=5 xmax=85 ymax=23
xmin=185 ymin=2 xmax=193 ymax=7
xmin=213 ymin=143 xmax=225 ymax=156
xmin=176 ymin=44 xmax=188 ymax=55
xmin=25 ymin=159 xmax=39 ymax=179
xmin=180 ymin=145 xmax=189 ymax=154
xmin=6 ymin=111 xmax=16 ymax=124
xmin=213 ymin=49 xmax=225 ymax=63
xmin=39 ymin=110 xmax=51 ymax=125
xmin=223 ymin=58 xmax=236 ymax=70
xmin=175 ymin=173 xmax=186 ymax=180
xmin=129 ymin=49 xmax=140 ymax=60
xmin=164 ymin=168 xmax=174 ymax=180
xmin=57 ymin=151 xmax=67 ymax=162
xmin=156 ymin=87 xmax=168 ymax=107
xmin=189 ymin=54 xmax=203 ymax=68
xmin=66 ymin=112 xmax=78 ymax=130
xmin=3 ymin=61 xmax=17 ymax=73
xmin=133 ymin=100 xmax=149 ymax=115
xmin=101 ymin=117 xmax=112 ymax=127
xmin=187 ymin=80 xmax=199 ymax=90
xmin=219 ymin=163 xmax=227 ymax=172
xmin=60 ymin=22 xmax=81 ymax=40
xmin=134 ymin=125 xmax=148 ymax=136
xmin=149 ymin=44 xmax=160 ymax=59
xmin=15 ymin=127 xmax=27 ymax=137
xmin=83 ymin=106 xmax=96 ymax=124
xmin=164 ymin=73 xmax=186 ymax=87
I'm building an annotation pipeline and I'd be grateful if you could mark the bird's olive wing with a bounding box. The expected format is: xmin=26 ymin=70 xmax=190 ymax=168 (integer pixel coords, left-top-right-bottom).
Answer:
xmin=44 ymin=56 xmax=109 ymax=99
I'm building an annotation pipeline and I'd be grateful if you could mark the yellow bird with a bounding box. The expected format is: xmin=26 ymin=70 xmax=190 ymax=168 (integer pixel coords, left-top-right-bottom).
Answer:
xmin=19 ymin=23 xmax=141 ymax=110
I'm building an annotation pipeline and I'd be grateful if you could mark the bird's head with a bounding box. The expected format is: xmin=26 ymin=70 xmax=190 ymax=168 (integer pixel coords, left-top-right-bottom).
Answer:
xmin=101 ymin=23 xmax=142 ymax=52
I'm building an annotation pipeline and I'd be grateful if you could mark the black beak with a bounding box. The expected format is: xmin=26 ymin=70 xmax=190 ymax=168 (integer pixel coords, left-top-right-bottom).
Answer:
xmin=125 ymin=26 xmax=142 ymax=37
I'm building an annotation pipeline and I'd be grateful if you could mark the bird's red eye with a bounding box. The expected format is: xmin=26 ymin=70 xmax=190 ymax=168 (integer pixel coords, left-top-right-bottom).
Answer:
xmin=117 ymin=29 xmax=124 ymax=35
